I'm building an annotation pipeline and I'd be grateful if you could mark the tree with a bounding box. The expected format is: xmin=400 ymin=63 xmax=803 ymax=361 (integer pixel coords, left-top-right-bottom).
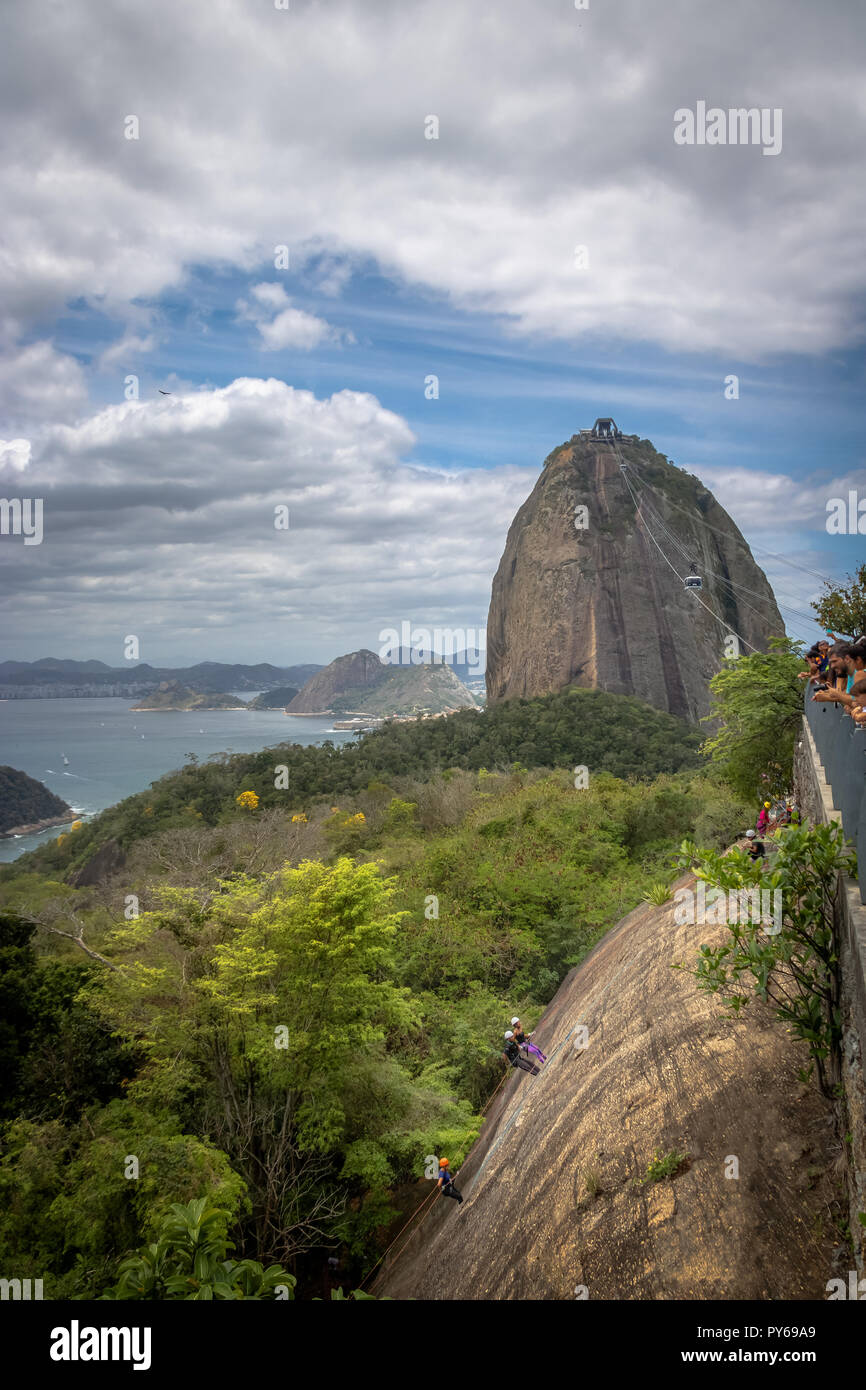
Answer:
xmin=682 ymin=822 xmax=854 ymax=1096
xmin=0 ymin=915 xmax=133 ymax=1121
xmin=701 ymin=638 xmax=804 ymax=802
xmin=0 ymin=913 xmax=40 ymax=1117
xmin=0 ymin=1104 xmax=247 ymax=1298
xmin=102 ymin=1196 xmax=294 ymax=1300
xmin=812 ymin=563 xmax=866 ymax=638
xmin=86 ymin=858 xmax=465 ymax=1264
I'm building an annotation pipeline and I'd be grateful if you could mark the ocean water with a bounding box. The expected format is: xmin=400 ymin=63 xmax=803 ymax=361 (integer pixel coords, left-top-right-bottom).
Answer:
xmin=0 ymin=695 xmax=354 ymax=862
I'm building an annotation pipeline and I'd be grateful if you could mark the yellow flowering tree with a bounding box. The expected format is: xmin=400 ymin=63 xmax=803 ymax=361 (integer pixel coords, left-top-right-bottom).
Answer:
xmin=322 ymin=809 xmax=367 ymax=853
xmin=236 ymin=790 xmax=260 ymax=812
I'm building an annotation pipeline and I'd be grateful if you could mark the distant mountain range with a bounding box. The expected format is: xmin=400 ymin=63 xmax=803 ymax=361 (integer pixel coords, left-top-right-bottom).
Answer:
xmin=0 ymin=653 xmax=486 ymax=700
xmin=0 ymin=659 xmax=323 ymax=699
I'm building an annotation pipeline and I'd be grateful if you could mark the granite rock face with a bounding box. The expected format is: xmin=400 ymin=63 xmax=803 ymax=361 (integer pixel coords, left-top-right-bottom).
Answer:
xmin=375 ymin=876 xmax=840 ymax=1301
xmin=486 ymin=435 xmax=784 ymax=723
xmin=68 ymin=837 xmax=126 ymax=887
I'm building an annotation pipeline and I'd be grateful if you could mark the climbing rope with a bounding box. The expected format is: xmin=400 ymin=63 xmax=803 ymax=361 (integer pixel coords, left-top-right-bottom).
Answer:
xmin=358 ymin=1186 xmax=441 ymax=1290
xmin=479 ymin=1067 xmax=509 ymax=1114
xmin=358 ymin=1062 xmax=515 ymax=1290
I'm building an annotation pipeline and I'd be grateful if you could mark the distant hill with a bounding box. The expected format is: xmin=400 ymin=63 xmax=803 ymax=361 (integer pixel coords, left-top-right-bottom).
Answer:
xmin=0 ymin=659 xmax=323 ymax=698
xmin=247 ymin=687 xmax=299 ymax=709
xmin=352 ymin=664 xmax=478 ymax=716
xmin=130 ymin=683 xmax=249 ymax=711
xmin=287 ymin=649 xmax=478 ymax=716
xmin=0 ymin=766 xmax=73 ymax=837
xmin=385 ymin=646 xmax=486 ymax=685
xmin=287 ymin=650 xmax=384 ymax=713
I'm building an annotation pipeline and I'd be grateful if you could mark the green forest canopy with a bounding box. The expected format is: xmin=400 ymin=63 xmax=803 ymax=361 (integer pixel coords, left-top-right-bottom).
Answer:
xmin=4 ymin=687 xmax=703 ymax=881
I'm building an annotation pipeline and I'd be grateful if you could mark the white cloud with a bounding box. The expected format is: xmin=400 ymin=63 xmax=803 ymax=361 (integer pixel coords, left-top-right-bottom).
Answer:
xmin=0 ymin=378 xmax=534 ymax=660
xmin=0 ymin=438 xmax=32 ymax=473
xmin=0 ymin=341 xmax=88 ymax=429
xmin=237 ymin=283 xmax=353 ymax=351
xmin=0 ymin=0 xmax=863 ymax=363
xmin=250 ymin=283 xmax=290 ymax=310
xmin=98 ymin=332 xmax=156 ymax=371
xmin=698 ymin=464 xmax=866 ymax=532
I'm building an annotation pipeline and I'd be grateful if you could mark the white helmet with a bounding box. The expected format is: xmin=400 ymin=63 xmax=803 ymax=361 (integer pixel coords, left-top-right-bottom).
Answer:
xmin=511 ymin=1017 xmax=520 ymax=1026
xmin=504 ymin=1030 xmax=514 ymax=1040
xmin=745 ymin=829 xmax=756 ymax=838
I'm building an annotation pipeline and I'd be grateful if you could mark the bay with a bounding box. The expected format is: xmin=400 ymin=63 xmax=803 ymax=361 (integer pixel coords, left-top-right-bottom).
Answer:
xmin=0 ymin=695 xmax=354 ymax=862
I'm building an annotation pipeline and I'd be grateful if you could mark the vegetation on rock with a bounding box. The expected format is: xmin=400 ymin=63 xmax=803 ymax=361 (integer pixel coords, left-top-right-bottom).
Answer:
xmin=0 ymin=767 xmax=72 ymax=836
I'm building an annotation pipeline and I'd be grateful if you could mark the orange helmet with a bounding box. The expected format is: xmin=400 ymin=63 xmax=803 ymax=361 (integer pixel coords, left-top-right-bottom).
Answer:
xmin=439 ymin=1157 xmax=449 ymax=1168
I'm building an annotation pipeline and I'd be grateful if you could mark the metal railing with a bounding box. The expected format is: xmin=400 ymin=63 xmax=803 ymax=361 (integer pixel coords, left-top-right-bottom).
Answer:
xmin=803 ymin=686 xmax=866 ymax=902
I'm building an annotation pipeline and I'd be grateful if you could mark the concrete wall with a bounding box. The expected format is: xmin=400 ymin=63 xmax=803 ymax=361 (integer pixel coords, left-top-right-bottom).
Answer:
xmin=795 ymin=718 xmax=866 ymax=1269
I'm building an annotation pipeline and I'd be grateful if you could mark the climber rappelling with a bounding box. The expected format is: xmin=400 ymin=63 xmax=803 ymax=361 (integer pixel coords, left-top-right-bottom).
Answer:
xmin=510 ymin=1017 xmax=547 ymax=1065
xmin=503 ymin=1030 xmax=540 ymax=1076
xmin=436 ymin=1157 xmax=464 ymax=1206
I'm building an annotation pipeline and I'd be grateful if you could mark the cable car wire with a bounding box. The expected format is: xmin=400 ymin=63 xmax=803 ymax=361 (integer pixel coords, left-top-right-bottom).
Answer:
xmin=631 ymin=472 xmax=838 ymax=590
xmin=617 ymin=458 xmax=762 ymax=653
xmin=625 ymin=480 xmax=817 ymax=641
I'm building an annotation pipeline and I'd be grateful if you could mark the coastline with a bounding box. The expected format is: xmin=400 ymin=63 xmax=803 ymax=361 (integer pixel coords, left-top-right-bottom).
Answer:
xmin=128 ymin=706 xmax=252 ymax=713
xmin=1 ymin=811 xmax=77 ymax=840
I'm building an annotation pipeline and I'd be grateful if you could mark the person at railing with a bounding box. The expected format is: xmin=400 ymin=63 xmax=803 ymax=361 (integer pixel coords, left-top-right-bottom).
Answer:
xmin=814 ymin=673 xmax=866 ymax=724
xmin=797 ymin=646 xmax=824 ymax=684
xmin=827 ymin=641 xmax=865 ymax=694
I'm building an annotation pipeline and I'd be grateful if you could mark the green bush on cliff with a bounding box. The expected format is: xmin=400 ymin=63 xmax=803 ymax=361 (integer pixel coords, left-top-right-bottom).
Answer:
xmin=685 ymin=821 xmax=855 ymax=1096
xmin=701 ymin=637 xmax=804 ymax=802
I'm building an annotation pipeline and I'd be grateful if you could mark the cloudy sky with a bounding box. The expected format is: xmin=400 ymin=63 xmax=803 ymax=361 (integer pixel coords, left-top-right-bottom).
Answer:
xmin=1 ymin=0 xmax=864 ymax=668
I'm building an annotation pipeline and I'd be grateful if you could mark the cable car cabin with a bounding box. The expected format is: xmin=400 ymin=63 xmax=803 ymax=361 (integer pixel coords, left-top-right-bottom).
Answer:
xmin=684 ymin=574 xmax=702 ymax=590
